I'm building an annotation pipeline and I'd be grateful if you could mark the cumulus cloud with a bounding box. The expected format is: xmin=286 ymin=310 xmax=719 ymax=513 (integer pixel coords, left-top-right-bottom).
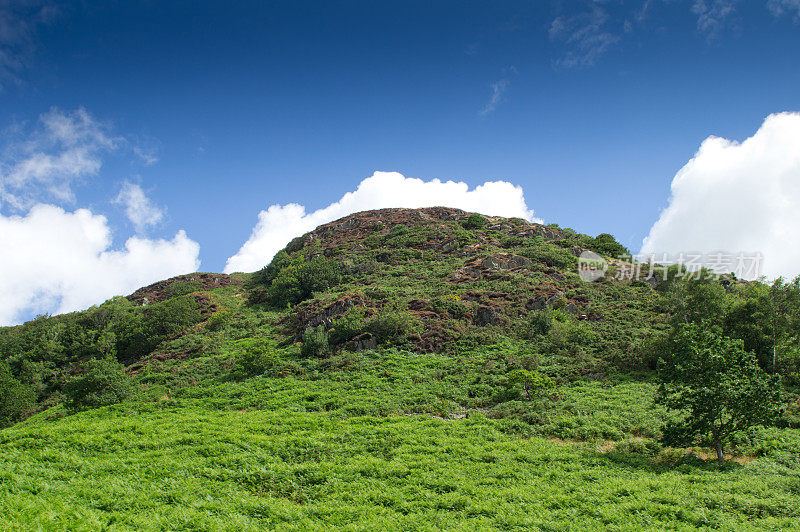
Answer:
xmin=641 ymin=112 xmax=800 ymax=280
xmin=0 ymin=107 xmax=118 ymax=209
xmin=0 ymin=204 xmax=200 ymax=325
xmin=114 ymin=181 xmax=165 ymax=232
xmin=224 ymin=171 xmax=537 ymax=273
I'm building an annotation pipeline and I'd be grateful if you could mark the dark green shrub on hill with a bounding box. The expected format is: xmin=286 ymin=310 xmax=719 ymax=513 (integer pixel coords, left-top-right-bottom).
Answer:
xmin=233 ymin=338 xmax=283 ymax=375
xmin=301 ymin=326 xmax=331 ymax=357
xmin=462 ymin=214 xmax=487 ymax=229
xmin=506 ymin=368 xmax=554 ymax=400
xmin=520 ymin=239 xmax=577 ymax=269
xmin=113 ymin=295 xmax=202 ymax=361
xmin=254 ymin=255 xmax=341 ymax=308
xmin=166 ymin=280 xmax=202 ymax=298
xmin=368 ymin=305 xmax=422 ymax=345
xmin=590 ymin=233 xmax=629 ymax=259
xmin=63 ymin=357 xmax=133 ymax=411
xmin=0 ymin=362 xmax=36 ymax=427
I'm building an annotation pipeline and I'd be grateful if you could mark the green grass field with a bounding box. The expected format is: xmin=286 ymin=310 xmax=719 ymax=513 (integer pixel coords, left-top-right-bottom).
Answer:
xmin=2 ymin=366 xmax=799 ymax=530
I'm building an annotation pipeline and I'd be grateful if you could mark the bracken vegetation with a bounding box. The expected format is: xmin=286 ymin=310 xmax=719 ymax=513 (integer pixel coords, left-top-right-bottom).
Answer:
xmin=1 ymin=207 xmax=799 ymax=530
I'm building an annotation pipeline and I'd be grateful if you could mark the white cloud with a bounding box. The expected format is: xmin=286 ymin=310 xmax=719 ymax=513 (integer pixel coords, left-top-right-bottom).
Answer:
xmin=0 ymin=107 xmax=117 ymax=209
xmin=768 ymin=0 xmax=800 ymax=20
xmin=114 ymin=181 xmax=165 ymax=232
xmin=224 ymin=171 xmax=538 ymax=273
xmin=692 ymin=0 xmax=739 ymax=39
xmin=0 ymin=204 xmax=200 ymax=325
xmin=479 ymin=79 xmax=510 ymax=116
xmin=549 ymin=5 xmax=620 ymax=68
xmin=641 ymin=112 xmax=800 ymax=280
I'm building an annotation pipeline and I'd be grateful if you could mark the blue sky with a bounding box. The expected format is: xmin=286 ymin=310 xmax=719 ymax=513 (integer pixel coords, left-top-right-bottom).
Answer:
xmin=2 ymin=0 xmax=800 ymax=324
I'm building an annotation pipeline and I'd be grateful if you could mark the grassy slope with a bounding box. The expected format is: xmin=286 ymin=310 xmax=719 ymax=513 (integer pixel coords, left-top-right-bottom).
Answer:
xmin=2 ymin=210 xmax=800 ymax=530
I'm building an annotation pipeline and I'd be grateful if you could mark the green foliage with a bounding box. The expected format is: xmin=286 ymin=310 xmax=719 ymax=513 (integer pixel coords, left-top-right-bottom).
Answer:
xmin=233 ymin=338 xmax=283 ymax=375
xmin=114 ymin=295 xmax=202 ymax=361
xmin=0 ymin=362 xmax=36 ymax=427
xmin=367 ymin=305 xmax=422 ymax=345
xmin=525 ymin=309 xmax=553 ymax=337
xmin=328 ymin=307 xmax=368 ymax=345
xmin=589 ymin=233 xmax=629 ymax=258
xmin=461 ymin=214 xmax=487 ymax=229
xmin=520 ymin=239 xmax=578 ymax=269
xmin=165 ymin=280 xmax=202 ymax=298
xmin=301 ymin=325 xmax=331 ymax=357
xmin=206 ymin=311 xmax=231 ymax=332
xmin=656 ymin=324 xmax=782 ymax=463
xmin=63 ymin=357 xmax=133 ymax=411
xmin=506 ymin=368 xmax=553 ymax=400
xmin=257 ymin=255 xmax=342 ymax=308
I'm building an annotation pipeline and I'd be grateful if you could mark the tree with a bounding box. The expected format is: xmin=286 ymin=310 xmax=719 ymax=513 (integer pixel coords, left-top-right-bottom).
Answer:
xmin=0 ymin=362 xmax=36 ymax=427
xmin=656 ymin=324 xmax=781 ymax=463
xmin=461 ymin=214 xmax=487 ymax=229
xmin=506 ymin=369 xmax=553 ymax=400
xmin=63 ymin=357 xmax=133 ymax=411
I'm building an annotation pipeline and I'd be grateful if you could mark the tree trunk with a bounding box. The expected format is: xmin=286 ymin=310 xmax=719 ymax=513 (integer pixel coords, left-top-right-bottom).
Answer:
xmin=713 ymin=438 xmax=725 ymax=464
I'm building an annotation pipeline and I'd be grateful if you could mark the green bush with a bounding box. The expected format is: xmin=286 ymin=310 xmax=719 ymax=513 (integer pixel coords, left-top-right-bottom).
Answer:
xmin=0 ymin=362 xmax=36 ymax=427
xmin=166 ymin=280 xmax=202 ymax=298
xmin=233 ymin=338 xmax=282 ymax=375
xmin=263 ymin=256 xmax=342 ymax=308
xmin=520 ymin=240 xmax=577 ymax=269
xmin=506 ymin=369 xmax=554 ymax=400
xmin=367 ymin=306 xmax=422 ymax=344
xmin=206 ymin=311 xmax=231 ymax=332
xmin=301 ymin=326 xmax=331 ymax=357
xmin=63 ymin=357 xmax=133 ymax=411
xmin=462 ymin=214 xmax=487 ymax=229
xmin=525 ymin=310 xmax=553 ymax=337
xmin=590 ymin=233 xmax=629 ymax=259
xmin=329 ymin=307 xmax=369 ymax=345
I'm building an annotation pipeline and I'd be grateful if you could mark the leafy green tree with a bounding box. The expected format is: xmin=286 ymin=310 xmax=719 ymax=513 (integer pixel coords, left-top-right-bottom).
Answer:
xmin=0 ymin=362 xmax=36 ymax=427
xmin=461 ymin=214 xmax=487 ymax=229
xmin=301 ymin=325 xmax=330 ymax=357
xmin=507 ymin=369 xmax=553 ymax=400
xmin=257 ymin=255 xmax=342 ymax=308
xmin=63 ymin=357 xmax=133 ymax=411
xmin=590 ymin=233 xmax=629 ymax=258
xmin=656 ymin=324 xmax=781 ymax=463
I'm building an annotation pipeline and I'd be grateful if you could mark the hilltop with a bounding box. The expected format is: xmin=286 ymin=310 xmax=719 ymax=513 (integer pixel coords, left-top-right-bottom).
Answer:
xmin=1 ymin=207 xmax=799 ymax=530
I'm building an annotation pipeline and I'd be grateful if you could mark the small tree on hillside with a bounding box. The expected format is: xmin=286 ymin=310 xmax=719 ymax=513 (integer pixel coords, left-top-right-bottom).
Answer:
xmin=656 ymin=323 xmax=781 ymax=464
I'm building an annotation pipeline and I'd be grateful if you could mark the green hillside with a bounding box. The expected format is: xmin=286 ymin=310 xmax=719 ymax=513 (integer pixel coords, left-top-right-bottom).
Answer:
xmin=1 ymin=207 xmax=799 ymax=530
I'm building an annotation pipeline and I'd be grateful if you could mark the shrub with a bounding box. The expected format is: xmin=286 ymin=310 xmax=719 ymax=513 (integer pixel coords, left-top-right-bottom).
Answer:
xmin=264 ymin=256 xmax=342 ymax=308
xmin=525 ymin=310 xmax=553 ymax=337
xmin=64 ymin=357 xmax=133 ymax=411
xmin=166 ymin=280 xmax=202 ymax=298
xmin=590 ymin=233 xmax=629 ymax=259
xmin=329 ymin=307 xmax=368 ymax=345
xmin=520 ymin=241 xmax=577 ymax=269
xmin=367 ymin=306 xmax=422 ymax=344
xmin=206 ymin=311 xmax=231 ymax=332
xmin=506 ymin=369 xmax=553 ymax=400
xmin=0 ymin=362 xmax=36 ymax=427
xmin=233 ymin=338 xmax=282 ymax=375
xmin=462 ymin=214 xmax=487 ymax=230
xmin=301 ymin=326 xmax=331 ymax=357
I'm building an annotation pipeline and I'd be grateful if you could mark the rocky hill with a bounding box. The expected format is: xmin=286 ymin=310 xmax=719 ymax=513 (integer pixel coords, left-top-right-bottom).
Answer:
xmin=1 ymin=207 xmax=798 ymax=530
